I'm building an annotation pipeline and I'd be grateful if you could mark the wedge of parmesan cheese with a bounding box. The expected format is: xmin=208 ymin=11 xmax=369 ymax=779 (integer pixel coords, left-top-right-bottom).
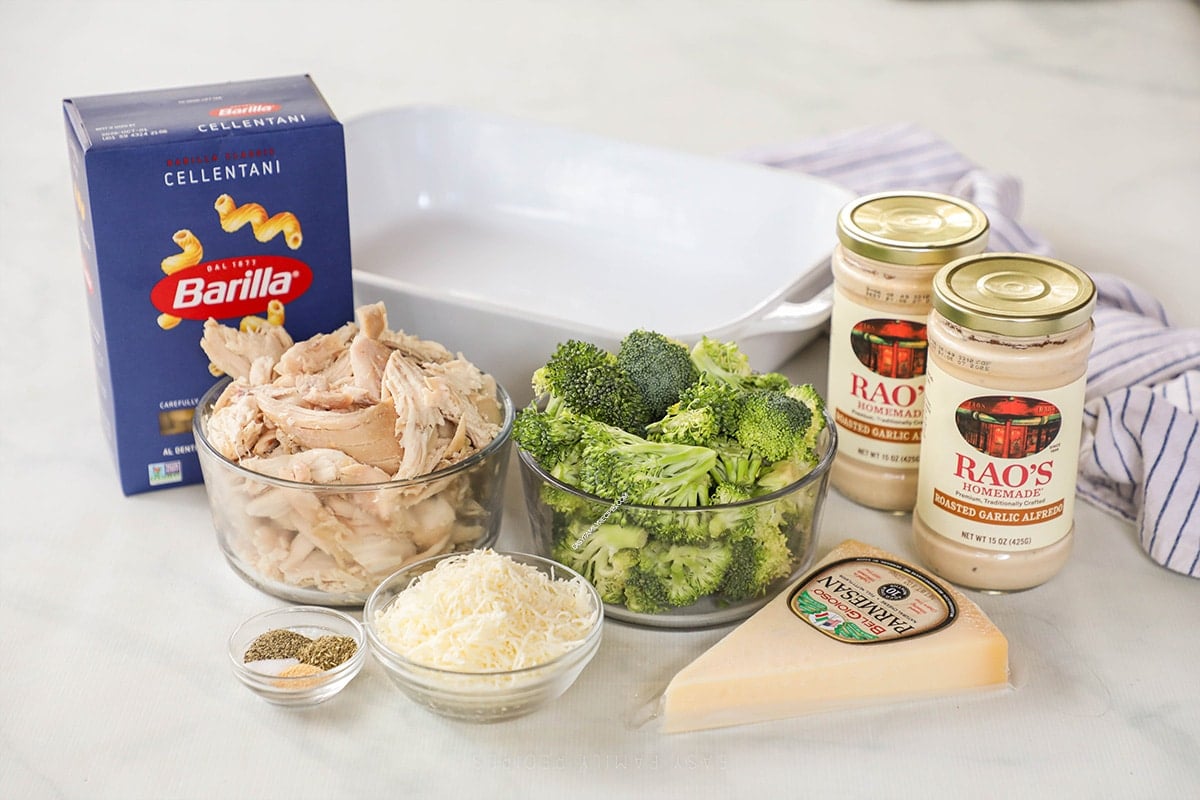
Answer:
xmin=662 ymin=539 xmax=1009 ymax=733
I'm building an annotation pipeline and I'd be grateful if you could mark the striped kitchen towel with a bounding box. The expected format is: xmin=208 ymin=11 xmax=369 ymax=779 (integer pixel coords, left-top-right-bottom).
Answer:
xmin=748 ymin=122 xmax=1200 ymax=577
xmin=1079 ymin=275 xmax=1200 ymax=577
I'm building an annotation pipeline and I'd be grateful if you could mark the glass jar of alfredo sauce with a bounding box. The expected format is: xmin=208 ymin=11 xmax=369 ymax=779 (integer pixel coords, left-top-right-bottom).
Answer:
xmin=828 ymin=191 xmax=989 ymax=512
xmin=913 ymin=254 xmax=1096 ymax=592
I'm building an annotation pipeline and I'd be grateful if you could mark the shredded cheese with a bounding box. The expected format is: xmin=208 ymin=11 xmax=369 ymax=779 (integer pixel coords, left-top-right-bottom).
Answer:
xmin=373 ymin=549 xmax=599 ymax=673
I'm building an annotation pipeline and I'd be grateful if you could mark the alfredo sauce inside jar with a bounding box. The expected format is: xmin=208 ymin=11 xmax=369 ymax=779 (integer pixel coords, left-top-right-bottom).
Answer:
xmin=827 ymin=191 xmax=989 ymax=512
xmin=913 ymin=253 xmax=1096 ymax=592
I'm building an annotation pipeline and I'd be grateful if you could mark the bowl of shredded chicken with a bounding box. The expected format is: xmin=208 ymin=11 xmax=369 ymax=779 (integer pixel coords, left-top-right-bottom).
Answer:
xmin=193 ymin=302 xmax=514 ymax=606
xmin=364 ymin=549 xmax=603 ymax=722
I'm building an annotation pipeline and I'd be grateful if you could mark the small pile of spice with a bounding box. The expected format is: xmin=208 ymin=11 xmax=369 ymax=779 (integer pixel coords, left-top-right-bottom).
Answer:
xmin=244 ymin=628 xmax=312 ymax=662
xmin=296 ymin=635 xmax=358 ymax=671
xmin=275 ymin=662 xmax=326 ymax=689
xmin=279 ymin=663 xmax=324 ymax=679
xmin=243 ymin=628 xmax=358 ymax=672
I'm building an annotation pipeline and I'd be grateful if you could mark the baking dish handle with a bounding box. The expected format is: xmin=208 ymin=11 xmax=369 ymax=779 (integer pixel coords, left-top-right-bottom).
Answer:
xmin=737 ymin=285 xmax=834 ymax=337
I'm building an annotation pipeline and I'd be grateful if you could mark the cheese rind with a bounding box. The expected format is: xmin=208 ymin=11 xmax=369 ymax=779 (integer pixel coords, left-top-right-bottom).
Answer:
xmin=662 ymin=539 xmax=1009 ymax=733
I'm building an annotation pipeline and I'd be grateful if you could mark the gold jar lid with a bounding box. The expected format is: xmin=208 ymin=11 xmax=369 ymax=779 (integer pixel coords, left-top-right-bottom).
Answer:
xmin=933 ymin=253 xmax=1096 ymax=337
xmin=836 ymin=191 xmax=990 ymax=266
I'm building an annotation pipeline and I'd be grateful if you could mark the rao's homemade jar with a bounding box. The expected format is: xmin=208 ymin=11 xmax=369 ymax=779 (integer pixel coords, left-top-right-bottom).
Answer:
xmin=913 ymin=254 xmax=1096 ymax=592
xmin=828 ymin=191 xmax=989 ymax=511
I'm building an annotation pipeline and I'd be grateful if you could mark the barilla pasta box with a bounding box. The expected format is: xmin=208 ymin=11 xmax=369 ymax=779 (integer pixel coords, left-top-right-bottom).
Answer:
xmin=64 ymin=75 xmax=354 ymax=495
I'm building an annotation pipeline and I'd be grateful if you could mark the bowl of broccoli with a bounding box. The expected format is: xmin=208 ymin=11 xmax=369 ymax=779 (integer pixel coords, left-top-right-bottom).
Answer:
xmin=514 ymin=330 xmax=836 ymax=628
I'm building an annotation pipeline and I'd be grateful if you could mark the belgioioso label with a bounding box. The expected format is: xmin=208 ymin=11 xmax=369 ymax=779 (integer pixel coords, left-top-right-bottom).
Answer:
xmin=788 ymin=557 xmax=957 ymax=644
xmin=150 ymin=255 xmax=311 ymax=321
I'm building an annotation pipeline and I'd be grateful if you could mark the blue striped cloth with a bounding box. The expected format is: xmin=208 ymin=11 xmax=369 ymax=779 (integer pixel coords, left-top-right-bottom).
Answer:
xmin=1080 ymin=276 xmax=1200 ymax=576
xmin=746 ymin=123 xmax=1200 ymax=578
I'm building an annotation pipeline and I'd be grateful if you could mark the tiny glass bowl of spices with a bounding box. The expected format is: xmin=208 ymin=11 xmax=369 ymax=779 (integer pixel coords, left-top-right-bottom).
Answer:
xmin=228 ymin=606 xmax=367 ymax=707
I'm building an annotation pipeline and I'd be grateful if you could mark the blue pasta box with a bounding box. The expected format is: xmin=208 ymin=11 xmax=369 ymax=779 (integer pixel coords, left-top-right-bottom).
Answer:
xmin=64 ymin=75 xmax=354 ymax=495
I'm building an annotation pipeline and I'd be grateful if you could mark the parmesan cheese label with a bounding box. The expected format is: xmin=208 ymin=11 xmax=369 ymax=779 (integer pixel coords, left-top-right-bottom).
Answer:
xmin=788 ymin=557 xmax=957 ymax=643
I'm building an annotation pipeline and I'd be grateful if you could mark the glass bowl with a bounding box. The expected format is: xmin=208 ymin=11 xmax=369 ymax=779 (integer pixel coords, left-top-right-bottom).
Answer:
xmin=363 ymin=551 xmax=603 ymax=722
xmin=194 ymin=377 xmax=514 ymax=606
xmin=228 ymin=606 xmax=366 ymax=707
xmin=517 ymin=410 xmax=836 ymax=628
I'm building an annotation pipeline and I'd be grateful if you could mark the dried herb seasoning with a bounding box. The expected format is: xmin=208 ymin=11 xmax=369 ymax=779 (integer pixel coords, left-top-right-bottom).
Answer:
xmin=243 ymin=628 xmax=313 ymax=662
xmin=297 ymin=635 xmax=358 ymax=671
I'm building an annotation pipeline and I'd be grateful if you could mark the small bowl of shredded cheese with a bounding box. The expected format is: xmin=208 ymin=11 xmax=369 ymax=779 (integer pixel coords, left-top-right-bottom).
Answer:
xmin=364 ymin=548 xmax=604 ymax=722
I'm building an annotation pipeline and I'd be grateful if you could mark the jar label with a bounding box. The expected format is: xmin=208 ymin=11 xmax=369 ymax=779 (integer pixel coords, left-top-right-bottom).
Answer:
xmin=827 ymin=290 xmax=928 ymax=466
xmin=916 ymin=362 xmax=1086 ymax=551
xmin=788 ymin=556 xmax=957 ymax=643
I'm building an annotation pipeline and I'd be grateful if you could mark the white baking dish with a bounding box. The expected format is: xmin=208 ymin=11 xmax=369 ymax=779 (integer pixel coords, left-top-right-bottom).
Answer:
xmin=347 ymin=106 xmax=852 ymax=404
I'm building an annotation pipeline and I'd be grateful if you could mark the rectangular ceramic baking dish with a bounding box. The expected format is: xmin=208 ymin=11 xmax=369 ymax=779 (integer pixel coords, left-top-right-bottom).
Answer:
xmin=347 ymin=105 xmax=852 ymax=404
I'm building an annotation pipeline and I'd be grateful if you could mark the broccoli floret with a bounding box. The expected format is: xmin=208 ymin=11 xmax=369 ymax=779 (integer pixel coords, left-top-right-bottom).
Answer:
xmin=719 ymin=526 xmax=794 ymax=601
xmin=709 ymin=438 xmax=764 ymax=489
xmin=548 ymin=450 xmax=585 ymax=487
xmin=578 ymin=422 xmax=716 ymax=508
xmin=691 ymin=336 xmax=818 ymax=398
xmin=675 ymin=376 xmax=747 ymax=437
xmin=616 ymin=330 xmax=700 ymax=421
xmin=746 ymin=371 xmax=793 ymax=391
xmin=622 ymin=568 xmax=671 ymax=614
xmin=596 ymin=548 xmax=640 ymax=605
xmin=645 ymin=404 xmax=720 ymax=446
xmin=552 ymin=522 xmax=648 ymax=605
xmin=708 ymin=504 xmax=761 ymax=542
xmin=705 ymin=438 xmax=765 ymax=530
xmin=514 ymin=403 xmax=591 ymax=493
xmin=783 ymin=382 xmax=828 ymax=461
xmin=512 ymin=404 xmax=587 ymax=468
xmin=754 ymin=458 xmax=809 ymax=496
xmin=690 ymin=336 xmax=754 ymax=386
xmin=541 ymin=482 xmax=586 ymax=520
xmin=749 ymin=459 xmax=813 ymax=530
xmin=734 ymin=390 xmax=815 ymax=463
xmin=706 ymin=491 xmax=782 ymax=546
xmin=637 ymin=508 xmax=715 ymax=545
xmin=784 ymin=381 xmax=826 ymax=418
xmin=624 ymin=539 xmax=733 ymax=612
xmin=712 ymin=482 xmax=754 ymax=505
xmin=531 ymin=339 xmax=653 ymax=433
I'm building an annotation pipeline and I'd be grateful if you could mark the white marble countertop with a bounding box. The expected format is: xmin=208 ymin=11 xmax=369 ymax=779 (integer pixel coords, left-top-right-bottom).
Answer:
xmin=2 ymin=2 xmax=1198 ymax=798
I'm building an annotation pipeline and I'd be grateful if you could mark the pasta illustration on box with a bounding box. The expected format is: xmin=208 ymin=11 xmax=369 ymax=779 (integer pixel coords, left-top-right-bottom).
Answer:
xmin=63 ymin=75 xmax=353 ymax=495
xmin=214 ymin=194 xmax=303 ymax=250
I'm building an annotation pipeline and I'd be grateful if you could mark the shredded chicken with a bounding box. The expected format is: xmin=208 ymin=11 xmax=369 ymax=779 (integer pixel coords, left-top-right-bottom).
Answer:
xmin=200 ymin=318 xmax=294 ymax=381
xmin=197 ymin=303 xmax=506 ymax=598
xmin=273 ymin=321 xmax=357 ymax=379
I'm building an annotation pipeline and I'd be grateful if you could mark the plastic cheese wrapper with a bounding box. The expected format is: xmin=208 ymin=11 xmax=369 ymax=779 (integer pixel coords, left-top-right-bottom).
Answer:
xmin=660 ymin=539 xmax=1010 ymax=733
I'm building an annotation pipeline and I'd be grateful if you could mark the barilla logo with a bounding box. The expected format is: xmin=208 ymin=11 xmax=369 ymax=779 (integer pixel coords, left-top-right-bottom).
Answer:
xmin=150 ymin=256 xmax=311 ymax=320
xmin=210 ymin=103 xmax=281 ymax=118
